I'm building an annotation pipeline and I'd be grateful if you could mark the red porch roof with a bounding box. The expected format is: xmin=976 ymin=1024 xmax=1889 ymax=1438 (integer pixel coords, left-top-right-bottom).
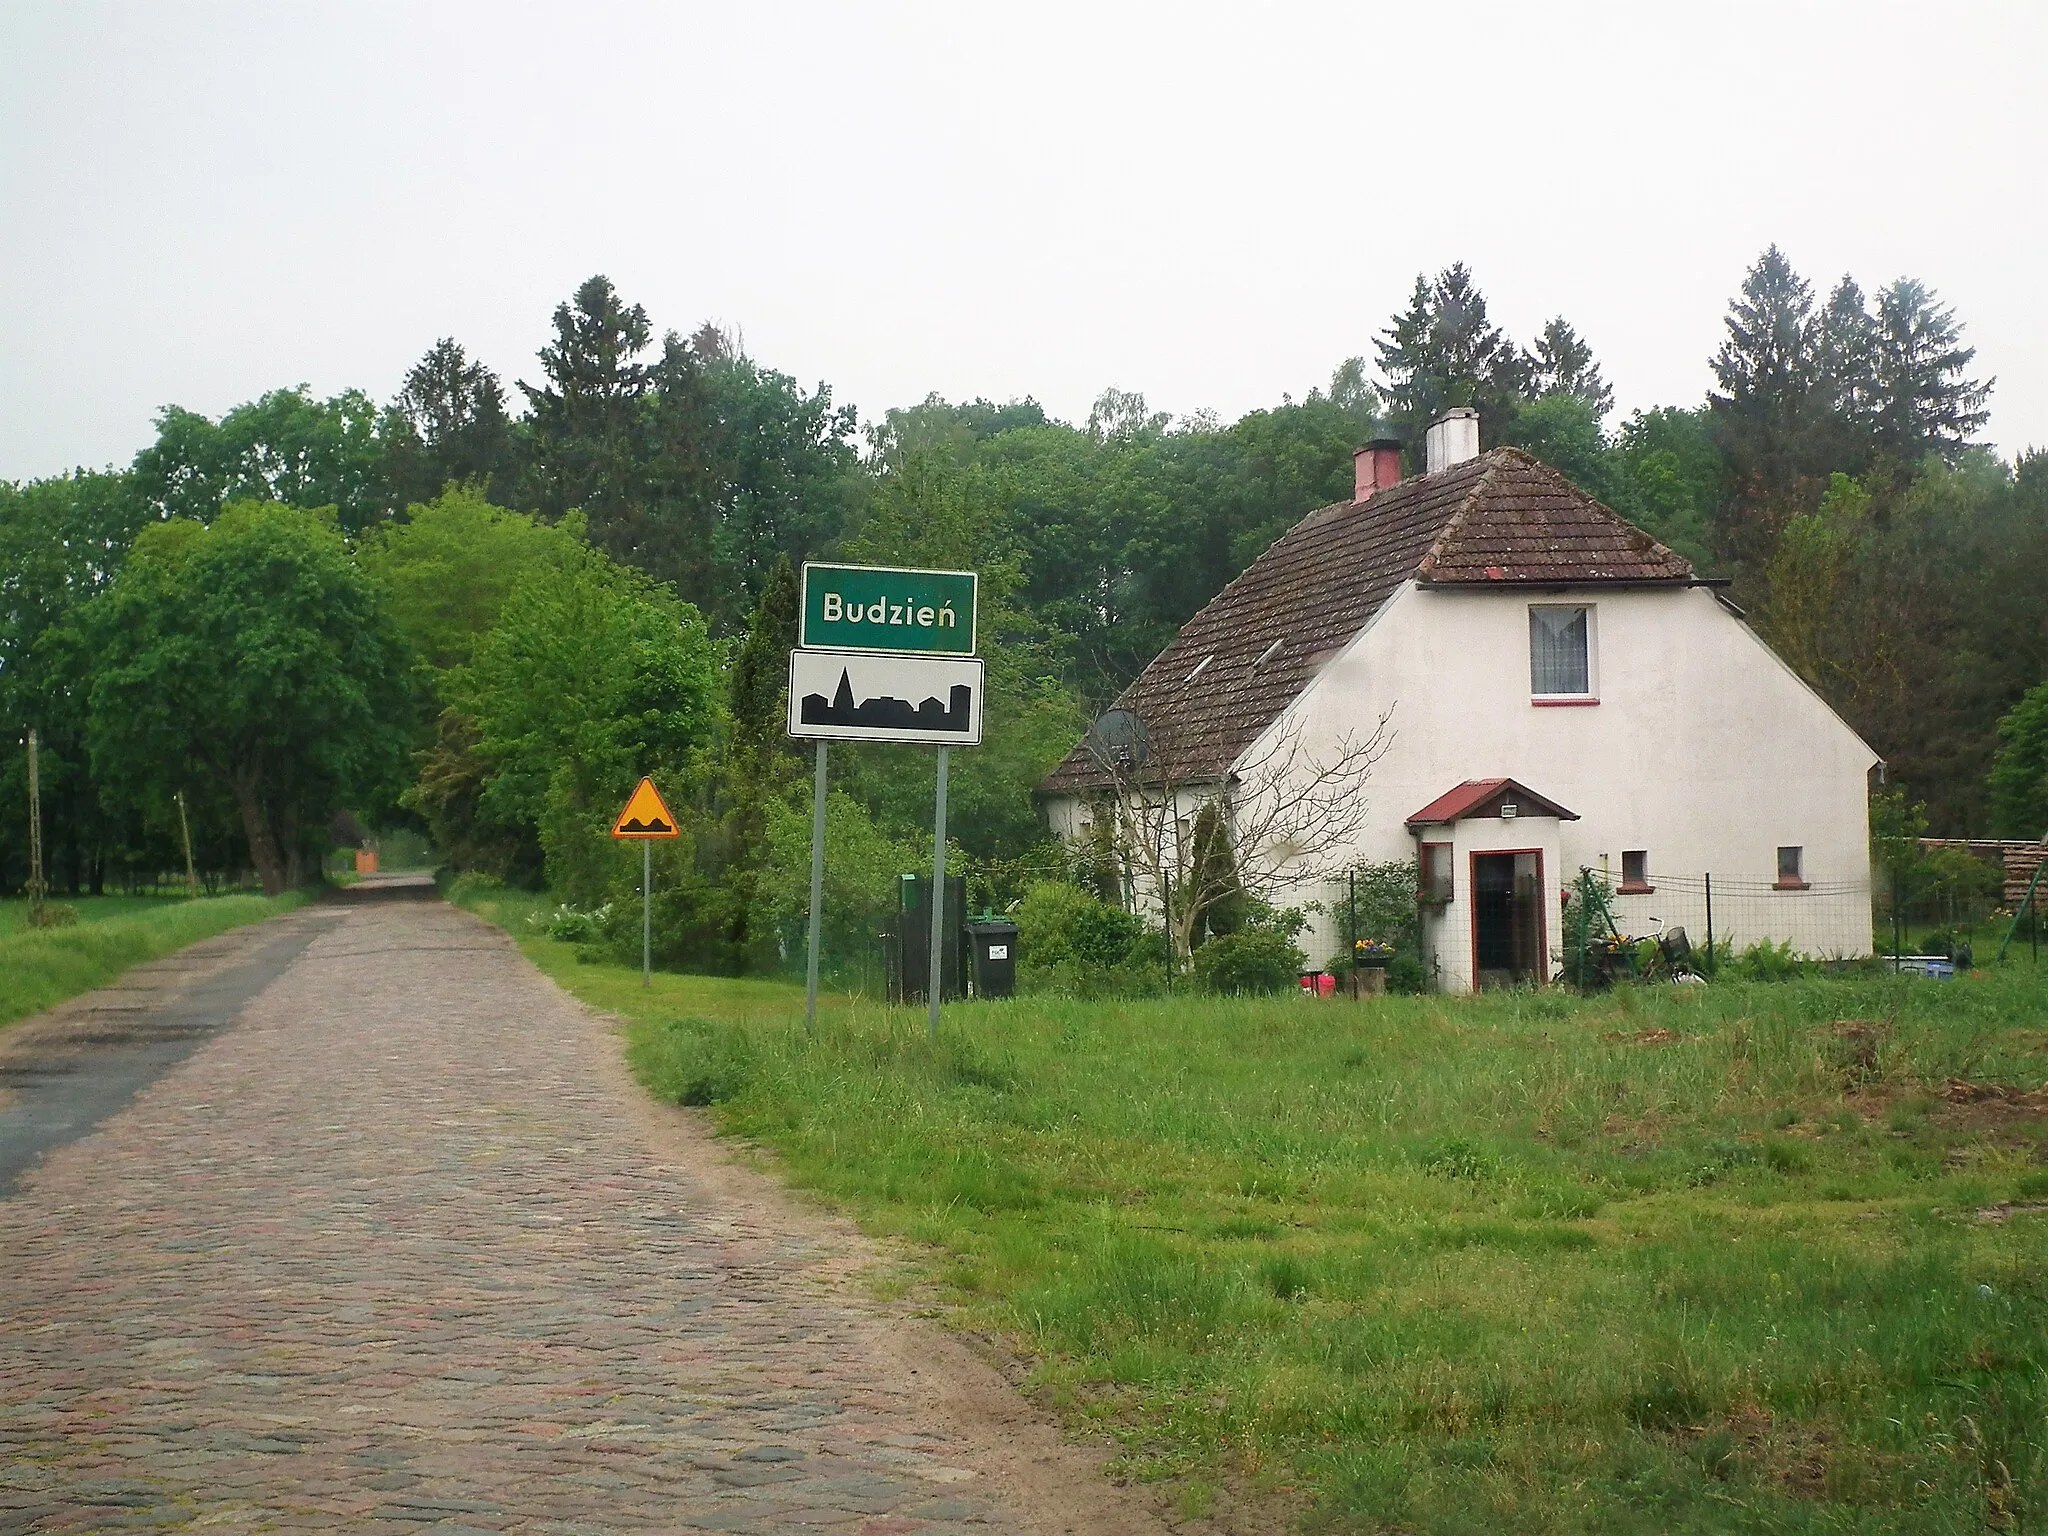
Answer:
xmin=1406 ymin=777 xmax=1579 ymax=830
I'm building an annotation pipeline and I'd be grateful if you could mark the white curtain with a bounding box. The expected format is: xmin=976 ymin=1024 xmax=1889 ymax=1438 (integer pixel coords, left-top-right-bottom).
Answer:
xmin=1529 ymin=607 xmax=1589 ymax=694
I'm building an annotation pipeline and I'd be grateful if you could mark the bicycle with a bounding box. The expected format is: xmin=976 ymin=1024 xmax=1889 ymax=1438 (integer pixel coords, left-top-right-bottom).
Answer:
xmin=1559 ymin=870 xmax=1705 ymax=988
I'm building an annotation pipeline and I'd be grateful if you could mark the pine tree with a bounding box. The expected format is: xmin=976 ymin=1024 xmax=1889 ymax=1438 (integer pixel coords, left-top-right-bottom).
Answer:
xmin=1711 ymin=245 xmax=1816 ymax=432
xmin=1530 ymin=318 xmax=1614 ymax=418
xmin=1707 ymin=246 xmax=1824 ymax=563
xmin=1810 ymin=277 xmax=1878 ymax=429
xmin=1869 ymin=278 xmax=1992 ymax=462
xmin=518 ymin=275 xmax=654 ymax=556
xmin=384 ymin=339 xmax=516 ymax=509
xmin=1373 ymin=263 xmax=1531 ymax=458
xmin=641 ymin=329 xmax=724 ymax=607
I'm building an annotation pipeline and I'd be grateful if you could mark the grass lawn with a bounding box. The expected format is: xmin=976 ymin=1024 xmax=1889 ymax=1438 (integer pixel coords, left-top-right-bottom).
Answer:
xmin=456 ymin=879 xmax=2048 ymax=1533
xmin=0 ymin=891 xmax=313 ymax=1028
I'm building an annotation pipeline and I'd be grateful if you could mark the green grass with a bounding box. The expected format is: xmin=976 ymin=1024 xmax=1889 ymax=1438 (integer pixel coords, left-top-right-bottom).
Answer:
xmin=454 ymin=877 xmax=2048 ymax=1533
xmin=0 ymin=892 xmax=313 ymax=1028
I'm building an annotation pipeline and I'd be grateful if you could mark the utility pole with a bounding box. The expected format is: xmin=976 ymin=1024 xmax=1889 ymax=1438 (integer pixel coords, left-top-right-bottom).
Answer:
xmin=25 ymin=729 xmax=46 ymax=918
xmin=175 ymin=790 xmax=199 ymax=898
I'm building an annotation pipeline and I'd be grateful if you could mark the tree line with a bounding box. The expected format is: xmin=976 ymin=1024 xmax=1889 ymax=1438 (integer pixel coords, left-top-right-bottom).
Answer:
xmin=3 ymin=252 xmax=2045 ymax=960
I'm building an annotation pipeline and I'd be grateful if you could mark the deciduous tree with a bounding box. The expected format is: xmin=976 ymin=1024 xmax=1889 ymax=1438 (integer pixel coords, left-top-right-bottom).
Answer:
xmin=131 ymin=388 xmax=392 ymax=532
xmin=80 ymin=502 xmax=414 ymax=892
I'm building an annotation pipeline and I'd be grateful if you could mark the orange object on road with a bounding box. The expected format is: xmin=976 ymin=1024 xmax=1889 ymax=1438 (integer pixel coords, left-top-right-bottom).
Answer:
xmin=354 ymin=849 xmax=379 ymax=875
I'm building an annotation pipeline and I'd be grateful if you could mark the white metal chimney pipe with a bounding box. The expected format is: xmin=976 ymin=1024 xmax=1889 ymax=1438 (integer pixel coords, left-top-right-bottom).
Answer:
xmin=1424 ymin=407 xmax=1481 ymax=473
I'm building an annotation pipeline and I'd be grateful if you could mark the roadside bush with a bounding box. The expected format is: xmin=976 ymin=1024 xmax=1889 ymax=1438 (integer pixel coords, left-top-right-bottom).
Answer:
xmin=1014 ymin=883 xmax=1164 ymax=997
xmin=1193 ymin=929 xmax=1306 ymax=995
xmin=534 ymin=902 xmax=610 ymax=943
xmin=1015 ymin=881 xmax=1142 ymax=967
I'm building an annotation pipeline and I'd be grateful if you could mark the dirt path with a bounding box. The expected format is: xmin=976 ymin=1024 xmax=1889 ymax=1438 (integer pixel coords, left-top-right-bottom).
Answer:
xmin=0 ymin=892 xmax=1170 ymax=1535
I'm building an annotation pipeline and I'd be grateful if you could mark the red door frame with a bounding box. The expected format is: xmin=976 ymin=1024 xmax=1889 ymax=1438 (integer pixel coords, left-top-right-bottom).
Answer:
xmin=1468 ymin=846 xmax=1547 ymax=988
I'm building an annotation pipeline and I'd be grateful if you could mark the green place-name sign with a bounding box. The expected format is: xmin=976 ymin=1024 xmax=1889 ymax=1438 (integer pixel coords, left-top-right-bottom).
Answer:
xmin=799 ymin=563 xmax=978 ymax=655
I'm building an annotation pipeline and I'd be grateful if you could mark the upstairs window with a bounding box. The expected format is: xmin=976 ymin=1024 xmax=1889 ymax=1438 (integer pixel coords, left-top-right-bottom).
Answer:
xmin=1529 ymin=605 xmax=1593 ymax=698
xmin=1776 ymin=845 xmax=1807 ymax=890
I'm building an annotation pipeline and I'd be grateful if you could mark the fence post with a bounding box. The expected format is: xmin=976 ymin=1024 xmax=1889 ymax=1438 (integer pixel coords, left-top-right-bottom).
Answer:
xmin=1574 ymin=868 xmax=1588 ymax=990
xmin=1704 ymin=872 xmax=1714 ymax=977
xmin=1893 ymin=864 xmax=1903 ymax=972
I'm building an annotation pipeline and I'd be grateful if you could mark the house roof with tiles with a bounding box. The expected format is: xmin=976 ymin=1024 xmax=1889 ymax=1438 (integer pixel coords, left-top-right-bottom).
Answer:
xmin=1039 ymin=446 xmax=1693 ymax=793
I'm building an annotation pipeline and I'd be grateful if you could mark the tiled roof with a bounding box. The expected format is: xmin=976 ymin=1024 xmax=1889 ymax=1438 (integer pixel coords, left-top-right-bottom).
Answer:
xmin=1406 ymin=777 xmax=1579 ymax=829
xmin=1417 ymin=450 xmax=1693 ymax=585
xmin=1040 ymin=448 xmax=1691 ymax=794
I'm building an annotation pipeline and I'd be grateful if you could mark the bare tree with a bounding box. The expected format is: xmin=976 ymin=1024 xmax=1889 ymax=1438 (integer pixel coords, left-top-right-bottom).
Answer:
xmin=1081 ymin=708 xmax=1394 ymax=968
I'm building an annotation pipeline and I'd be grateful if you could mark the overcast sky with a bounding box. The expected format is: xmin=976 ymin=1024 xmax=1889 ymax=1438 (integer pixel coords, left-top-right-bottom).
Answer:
xmin=2 ymin=1 xmax=2042 ymax=482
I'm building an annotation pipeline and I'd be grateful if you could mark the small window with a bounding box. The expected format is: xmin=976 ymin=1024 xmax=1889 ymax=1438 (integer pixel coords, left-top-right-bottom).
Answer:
xmin=1619 ymin=849 xmax=1652 ymax=893
xmin=1529 ymin=605 xmax=1592 ymax=697
xmin=1419 ymin=842 xmax=1454 ymax=904
xmin=1776 ymin=846 xmax=1807 ymax=889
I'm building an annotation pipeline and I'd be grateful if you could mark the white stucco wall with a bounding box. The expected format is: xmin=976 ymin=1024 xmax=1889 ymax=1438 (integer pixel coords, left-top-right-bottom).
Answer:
xmin=1048 ymin=583 xmax=1881 ymax=991
xmin=1269 ymin=582 xmax=1879 ymax=984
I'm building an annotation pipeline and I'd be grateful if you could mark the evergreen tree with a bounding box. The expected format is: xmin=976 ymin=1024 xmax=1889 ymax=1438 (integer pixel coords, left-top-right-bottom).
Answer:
xmin=1869 ymin=278 xmax=1993 ymax=463
xmin=1373 ymin=263 xmax=1531 ymax=457
xmin=518 ymin=275 xmax=654 ymax=559
xmin=1707 ymin=245 xmax=1823 ymax=564
xmin=640 ymin=329 xmax=724 ymax=607
xmin=1529 ymin=318 xmax=1614 ymax=418
xmin=384 ymin=339 xmax=517 ymax=508
xmin=1810 ymin=276 xmax=1879 ymax=433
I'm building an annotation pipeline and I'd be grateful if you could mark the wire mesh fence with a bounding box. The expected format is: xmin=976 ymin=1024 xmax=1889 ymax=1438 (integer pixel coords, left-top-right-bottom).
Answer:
xmin=1606 ymin=871 xmax=1874 ymax=965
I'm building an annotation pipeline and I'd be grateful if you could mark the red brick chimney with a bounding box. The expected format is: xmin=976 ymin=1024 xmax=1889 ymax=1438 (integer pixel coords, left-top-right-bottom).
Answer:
xmin=1353 ymin=438 xmax=1403 ymax=501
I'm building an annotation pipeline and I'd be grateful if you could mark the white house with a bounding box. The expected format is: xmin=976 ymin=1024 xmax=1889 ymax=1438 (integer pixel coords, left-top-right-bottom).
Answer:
xmin=1039 ymin=410 xmax=1880 ymax=991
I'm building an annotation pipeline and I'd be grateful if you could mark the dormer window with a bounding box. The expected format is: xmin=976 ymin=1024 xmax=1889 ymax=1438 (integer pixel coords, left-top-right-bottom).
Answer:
xmin=1530 ymin=605 xmax=1596 ymax=702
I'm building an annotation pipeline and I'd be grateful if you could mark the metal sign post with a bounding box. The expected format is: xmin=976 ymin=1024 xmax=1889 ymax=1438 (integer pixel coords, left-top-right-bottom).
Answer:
xmin=927 ymin=746 xmax=949 ymax=1040
xmin=804 ymin=742 xmax=828 ymax=1035
xmin=789 ymin=563 xmax=983 ymax=1035
xmin=609 ymin=777 xmax=681 ymax=990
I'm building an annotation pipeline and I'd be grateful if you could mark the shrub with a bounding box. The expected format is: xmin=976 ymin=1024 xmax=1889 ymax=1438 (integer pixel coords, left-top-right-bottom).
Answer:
xmin=535 ymin=902 xmax=611 ymax=943
xmin=1014 ymin=882 xmax=1143 ymax=969
xmin=1736 ymin=937 xmax=1805 ymax=981
xmin=1193 ymin=929 xmax=1306 ymax=995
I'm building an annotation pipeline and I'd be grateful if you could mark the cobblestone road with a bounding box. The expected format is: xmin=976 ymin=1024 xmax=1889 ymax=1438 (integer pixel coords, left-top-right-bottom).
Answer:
xmin=0 ymin=896 xmax=1109 ymax=1535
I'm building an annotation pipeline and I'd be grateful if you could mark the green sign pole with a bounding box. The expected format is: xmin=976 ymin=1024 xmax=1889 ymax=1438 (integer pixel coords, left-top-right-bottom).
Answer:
xmin=928 ymin=745 xmax=949 ymax=1040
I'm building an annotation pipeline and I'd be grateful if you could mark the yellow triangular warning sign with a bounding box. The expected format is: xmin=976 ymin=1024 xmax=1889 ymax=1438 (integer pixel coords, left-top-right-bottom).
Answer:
xmin=610 ymin=777 xmax=680 ymax=839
